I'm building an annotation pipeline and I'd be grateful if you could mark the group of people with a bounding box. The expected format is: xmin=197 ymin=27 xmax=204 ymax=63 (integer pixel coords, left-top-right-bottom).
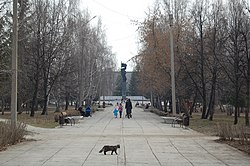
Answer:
xmin=77 ymin=98 xmax=133 ymax=119
xmin=78 ymin=106 xmax=91 ymax=117
xmin=113 ymin=98 xmax=133 ymax=119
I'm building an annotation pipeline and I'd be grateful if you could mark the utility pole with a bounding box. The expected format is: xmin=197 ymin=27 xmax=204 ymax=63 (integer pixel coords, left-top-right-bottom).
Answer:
xmin=169 ymin=13 xmax=176 ymax=115
xmin=11 ymin=0 xmax=18 ymax=128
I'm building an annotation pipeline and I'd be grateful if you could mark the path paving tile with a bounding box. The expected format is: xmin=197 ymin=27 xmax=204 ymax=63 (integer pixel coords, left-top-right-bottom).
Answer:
xmin=0 ymin=106 xmax=249 ymax=166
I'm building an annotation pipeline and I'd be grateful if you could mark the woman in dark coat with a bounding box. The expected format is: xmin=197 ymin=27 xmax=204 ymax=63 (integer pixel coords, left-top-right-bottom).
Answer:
xmin=125 ymin=98 xmax=132 ymax=119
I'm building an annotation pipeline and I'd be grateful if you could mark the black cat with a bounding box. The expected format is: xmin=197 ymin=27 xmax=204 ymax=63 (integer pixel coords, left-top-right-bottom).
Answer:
xmin=99 ymin=144 xmax=120 ymax=155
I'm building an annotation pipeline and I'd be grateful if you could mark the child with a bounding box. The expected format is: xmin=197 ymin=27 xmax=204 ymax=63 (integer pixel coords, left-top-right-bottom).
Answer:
xmin=118 ymin=103 xmax=123 ymax=118
xmin=113 ymin=108 xmax=118 ymax=118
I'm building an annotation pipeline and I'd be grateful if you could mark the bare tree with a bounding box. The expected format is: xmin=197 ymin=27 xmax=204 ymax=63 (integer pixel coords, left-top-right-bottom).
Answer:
xmin=0 ymin=0 xmax=11 ymax=114
xmin=225 ymin=0 xmax=245 ymax=124
xmin=205 ymin=0 xmax=228 ymax=120
xmin=190 ymin=0 xmax=210 ymax=119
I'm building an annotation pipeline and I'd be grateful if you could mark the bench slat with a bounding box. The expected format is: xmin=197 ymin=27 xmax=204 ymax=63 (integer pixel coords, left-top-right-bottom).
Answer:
xmin=161 ymin=116 xmax=185 ymax=128
xmin=161 ymin=117 xmax=176 ymax=124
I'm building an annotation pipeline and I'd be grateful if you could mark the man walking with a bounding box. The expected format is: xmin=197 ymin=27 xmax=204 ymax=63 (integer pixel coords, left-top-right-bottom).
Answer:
xmin=125 ymin=98 xmax=132 ymax=119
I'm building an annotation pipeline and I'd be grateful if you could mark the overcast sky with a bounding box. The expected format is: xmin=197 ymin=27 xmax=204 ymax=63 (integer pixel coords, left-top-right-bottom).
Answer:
xmin=80 ymin=0 xmax=155 ymax=71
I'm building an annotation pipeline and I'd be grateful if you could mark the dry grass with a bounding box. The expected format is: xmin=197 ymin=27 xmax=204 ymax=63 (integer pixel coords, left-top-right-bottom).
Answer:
xmin=189 ymin=114 xmax=237 ymax=135
xmin=189 ymin=113 xmax=250 ymax=155
xmin=0 ymin=121 xmax=27 ymax=151
xmin=0 ymin=108 xmax=81 ymax=128
xmin=189 ymin=113 xmax=249 ymax=135
xmin=0 ymin=106 xmax=98 ymax=128
xmin=1 ymin=111 xmax=58 ymax=128
xmin=0 ymin=107 xmax=84 ymax=151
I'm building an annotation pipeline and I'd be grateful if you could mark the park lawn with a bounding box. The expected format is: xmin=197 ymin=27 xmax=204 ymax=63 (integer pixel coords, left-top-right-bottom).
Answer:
xmin=0 ymin=110 xmax=58 ymax=128
xmin=189 ymin=113 xmax=250 ymax=155
xmin=0 ymin=106 xmax=98 ymax=128
xmin=0 ymin=107 xmax=83 ymax=128
xmin=189 ymin=113 xmax=249 ymax=136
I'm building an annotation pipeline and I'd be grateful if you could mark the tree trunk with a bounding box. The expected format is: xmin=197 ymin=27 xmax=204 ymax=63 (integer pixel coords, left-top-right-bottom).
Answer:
xmin=1 ymin=97 xmax=4 ymax=115
xmin=245 ymin=35 xmax=250 ymax=126
xmin=199 ymin=12 xmax=207 ymax=119
xmin=190 ymin=93 xmax=197 ymax=117
xmin=180 ymin=99 xmax=189 ymax=116
xmin=207 ymin=69 xmax=217 ymax=120
xmin=30 ymin=79 xmax=39 ymax=117
xmin=55 ymin=101 xmax=60 ymax=112
xmin=163 ymin=100 xmax=167 ymax=112
xmin=234 ymin=39 xmax=240 ymax=124
xmin=208 ymin=90 xmax=216 ymax=121
xmin=41 ymin=75 xmax=48 ymax=115
xmin=201 ymin=95 xmax=207 ymax=119
xmin=234 ymin=84 xmax=239 ymax=125
xmin=65 ymin=92 xmax=69 ymax=110
xmin=41 ymin=95 xmax=48 ymax=115
xmin=153 ymin=96 xmax=156 ymax=108
xmin=75 ymin=101 xmax=78 ymax=110
xmin=246 ymin=61 xmax=250 ymax=125
xmin=234 ymin=107 xmax=238 ymax=125
xmin=156 ymin=96 xmax=161 ymax=110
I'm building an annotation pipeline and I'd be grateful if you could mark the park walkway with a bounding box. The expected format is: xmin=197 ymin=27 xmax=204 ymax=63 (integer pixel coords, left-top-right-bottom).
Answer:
xmin=0 ymin=106 xmax=250 ymax=166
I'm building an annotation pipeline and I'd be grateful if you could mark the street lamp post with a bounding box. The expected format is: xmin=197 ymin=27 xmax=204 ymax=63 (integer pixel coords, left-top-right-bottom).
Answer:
xmin=11 ymin=0 xmax=18 ymax=128
xmin=169 ymin=14 xmax=176 ymax=115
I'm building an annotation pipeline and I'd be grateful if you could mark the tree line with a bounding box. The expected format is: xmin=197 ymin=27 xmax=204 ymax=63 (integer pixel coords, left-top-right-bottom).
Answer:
xmin=0 ymin=0 xmax=116 ymax=116
xmin=135 ymin=0 xmax=250 ymax=125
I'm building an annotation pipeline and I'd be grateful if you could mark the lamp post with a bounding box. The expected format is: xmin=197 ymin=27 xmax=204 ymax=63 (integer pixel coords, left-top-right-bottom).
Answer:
xmin=169 ymin=13 xmax=176 ymax=115
xmin=11 ymin=0 xmax=18 ymax=128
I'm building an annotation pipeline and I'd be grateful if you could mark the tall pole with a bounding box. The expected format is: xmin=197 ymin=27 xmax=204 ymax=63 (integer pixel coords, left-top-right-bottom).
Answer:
xmin=11 ymin=0 xmax=18 ymax=127
xmin=169 ymin=14 xmax=176 ymax=115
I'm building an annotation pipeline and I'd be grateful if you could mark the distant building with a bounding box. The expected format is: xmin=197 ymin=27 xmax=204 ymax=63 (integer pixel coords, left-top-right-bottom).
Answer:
xmin=99 ymin=96 xmax=150 ymax=102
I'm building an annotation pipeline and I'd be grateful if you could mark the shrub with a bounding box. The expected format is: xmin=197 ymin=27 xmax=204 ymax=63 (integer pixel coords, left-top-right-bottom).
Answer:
xmin=216 ymin=123 xmax=250 ymax=143
xmin=0 ymin=120 xmax=27 ymax=150
xmin=216 ymin=123 xmax=235 ymax=141
xmin=236 ymin=125 xmax=250 ymax=145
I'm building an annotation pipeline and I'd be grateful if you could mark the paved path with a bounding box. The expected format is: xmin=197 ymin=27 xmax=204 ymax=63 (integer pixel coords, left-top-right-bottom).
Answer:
xmin=0 ymin=106 xmax=249 ymax=166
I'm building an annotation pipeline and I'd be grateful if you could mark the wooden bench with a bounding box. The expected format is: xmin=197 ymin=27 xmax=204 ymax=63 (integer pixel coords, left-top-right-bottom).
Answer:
xmin=172 ymin=117 xmax=184 ymax=128
xmin=161 ymin=117 xmax=176 ymax=124
xmin=162 ymin=114 xmax=186 ymax=128
xmin=172 ymin=113 xmax=189 ymax=128
xmin=72 ymin=116 xmax=84 ymax=123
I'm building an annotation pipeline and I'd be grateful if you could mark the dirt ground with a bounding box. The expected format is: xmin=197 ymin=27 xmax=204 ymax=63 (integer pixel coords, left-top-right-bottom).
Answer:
xmin=216 ymin=140 xmax=250 ymax=155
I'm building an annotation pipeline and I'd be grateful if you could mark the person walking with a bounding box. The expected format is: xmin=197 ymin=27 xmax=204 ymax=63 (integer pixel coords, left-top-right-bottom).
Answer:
xmin=125 ymin=98 xmax=132 ymax=119
xmin=113 ymin=108 xmax=118 ymax=118
xmin=113 ymin=102 xmax=119 ymax=118
xmin=118 ymin=103 xmax=123 ymax=118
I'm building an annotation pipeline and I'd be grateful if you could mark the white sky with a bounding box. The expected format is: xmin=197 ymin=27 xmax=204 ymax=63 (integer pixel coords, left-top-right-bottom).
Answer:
xmin=80 ymin=0 xmax=155 ymax=71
